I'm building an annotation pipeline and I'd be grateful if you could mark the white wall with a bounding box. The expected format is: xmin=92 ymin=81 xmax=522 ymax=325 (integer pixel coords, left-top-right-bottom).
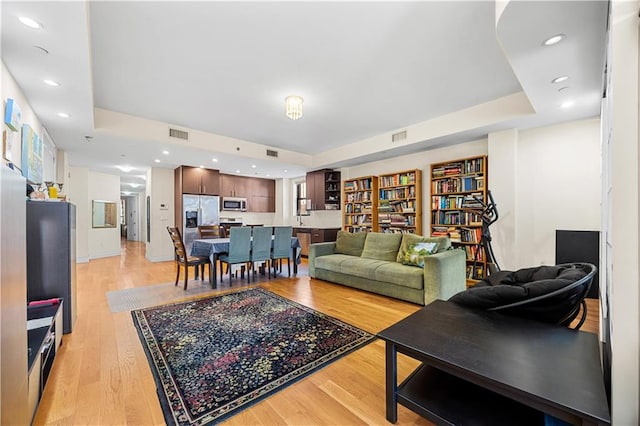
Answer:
xmin=88 ymin=172 xmax=121 ymax=259
xmin=67 ymin=167 xmax=89 ymax=263
xmin=145 ymin=167 xmax=175 ymax=262
xmin=608 ymin=0 xmax=640 ymax=422
xmin=1 ymin=62 xmax=45 ymax=171
xmin=489 ymin=118 xmax=601 ymax=269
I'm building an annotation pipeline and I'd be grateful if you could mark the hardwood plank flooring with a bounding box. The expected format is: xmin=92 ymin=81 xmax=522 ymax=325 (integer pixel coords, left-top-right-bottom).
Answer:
xmin=33 ymin=240 xmax=599 ymax=425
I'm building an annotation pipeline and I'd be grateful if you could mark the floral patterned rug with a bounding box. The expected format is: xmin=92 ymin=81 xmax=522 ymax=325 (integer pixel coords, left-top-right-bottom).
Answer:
xmin=131 ymin=288 xmax=375 ymax=425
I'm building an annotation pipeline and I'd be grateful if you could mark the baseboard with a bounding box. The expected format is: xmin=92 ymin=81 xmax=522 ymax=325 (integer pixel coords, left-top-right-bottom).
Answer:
xmin=89 ymin=251 xmax=122 ymax=260
xmin=146 ymin=254 xmax=174 ymax=263
xmin=76 ymin=256 xmax=90 ymax=264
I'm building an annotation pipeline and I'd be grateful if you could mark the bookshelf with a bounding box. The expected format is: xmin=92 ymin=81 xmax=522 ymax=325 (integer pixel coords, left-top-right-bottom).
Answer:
xmin=378 ymin=170 xmax=423 ymax=234
xmin=343 ymin=176 xmax=379 ymax=232
xmin=430 ymin=155 xmax=488 ymax=281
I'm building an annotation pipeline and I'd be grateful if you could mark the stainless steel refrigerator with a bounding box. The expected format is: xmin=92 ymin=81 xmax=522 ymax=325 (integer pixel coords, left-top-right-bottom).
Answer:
xmin=182 ymin=194 xmax=220 ymax=248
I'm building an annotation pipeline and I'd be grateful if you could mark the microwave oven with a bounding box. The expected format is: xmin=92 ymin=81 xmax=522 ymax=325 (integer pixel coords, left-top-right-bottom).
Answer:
xmin=222 ymin=197 xmax=247 ymax=212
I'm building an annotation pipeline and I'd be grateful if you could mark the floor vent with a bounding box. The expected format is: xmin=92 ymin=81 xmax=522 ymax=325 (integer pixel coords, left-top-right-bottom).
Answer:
xmin=266 ymin=149 xmax=279 ymax=158
xmin=169 ymin=128 xmax=189 ymax=140
xmin=392 ymin=130 xmax=407 ymax=142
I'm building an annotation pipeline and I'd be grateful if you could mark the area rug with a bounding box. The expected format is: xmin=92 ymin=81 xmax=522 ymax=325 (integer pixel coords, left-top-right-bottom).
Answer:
xmin=131 ymin=288 xmax=375 ymax=425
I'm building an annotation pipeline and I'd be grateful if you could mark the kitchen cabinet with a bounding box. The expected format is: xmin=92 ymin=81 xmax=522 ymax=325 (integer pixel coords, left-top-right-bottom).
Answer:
xmin=306 ymin=169 xmax=341 ymax=211
xmin=176 ymin=166 xmax=220 ymax=195
xmin=293 ymin=227 xmax=340 ymax=257
xmin=220 ymin=174 xmax=250 ymax=197
xmin=248 ymin=178 xmax=275 ymax=212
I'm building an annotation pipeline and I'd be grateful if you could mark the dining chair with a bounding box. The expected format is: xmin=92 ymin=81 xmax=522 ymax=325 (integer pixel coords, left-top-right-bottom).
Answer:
xmin=271 ymin=226 xmax=293 ymax=277
xmin=250 ymin=226 xmax=273 ymax=280
xmin=198 ymin=225 xmax=224 ymax=239
xmin=218 ymin=226 xmax=252 ymax=284
xmin=166 ymin=226 xmax=210 ymax=290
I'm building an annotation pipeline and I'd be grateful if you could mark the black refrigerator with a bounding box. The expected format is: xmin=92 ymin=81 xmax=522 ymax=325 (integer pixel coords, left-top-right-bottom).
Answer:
xmin=27 ymin=201 xmax=77 ymax=333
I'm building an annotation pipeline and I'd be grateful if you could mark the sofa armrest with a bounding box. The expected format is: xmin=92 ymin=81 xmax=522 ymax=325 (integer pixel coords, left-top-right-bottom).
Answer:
xmin=308 ymin=242 xmax=336 ymax=278
xmin=423 ymin=249 xmax=466 ymax=305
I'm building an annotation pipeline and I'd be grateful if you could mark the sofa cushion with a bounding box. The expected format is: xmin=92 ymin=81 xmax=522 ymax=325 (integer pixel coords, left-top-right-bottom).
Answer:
xmin=361 ymin=232 xmax=403 ymax=262
xmin=315 ymin=255 xmax=387 ymax=280
xmin=374 ymin=262 xmax=424 ymax=290
xmin=396 ymin=234 xmax=451 ymax=263
xmin=334 ymin=231 xmax=367 ymax=257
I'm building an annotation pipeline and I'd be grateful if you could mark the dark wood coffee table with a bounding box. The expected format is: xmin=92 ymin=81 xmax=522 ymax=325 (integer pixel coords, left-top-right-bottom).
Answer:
xmin=378 ymin=300 xmax=610 ymax=425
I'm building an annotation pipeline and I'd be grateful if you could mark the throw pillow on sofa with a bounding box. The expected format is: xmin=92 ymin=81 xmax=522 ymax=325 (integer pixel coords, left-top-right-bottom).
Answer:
xmin=361 ymin=232 xmax=402 ymax=262
xmin=401 ymin=241 xmax=438 ymax=268
xmin=396 ymin=233 xmax=450 ymax=263
xmin=334 ymin=230 xmax=367 ymax=256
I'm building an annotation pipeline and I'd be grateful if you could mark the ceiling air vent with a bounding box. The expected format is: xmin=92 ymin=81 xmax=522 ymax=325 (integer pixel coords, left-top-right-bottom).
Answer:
xmin=169 ymin=128 xmax=189 ymax=140
xmin=392 ymin=130 xmax=407 ymax=142
xmin=266 ymin=149 xmax=279 ymax=158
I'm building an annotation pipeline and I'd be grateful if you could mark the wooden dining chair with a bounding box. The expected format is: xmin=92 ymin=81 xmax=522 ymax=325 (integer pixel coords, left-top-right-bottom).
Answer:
xmin=271 ymin=226 xmax=293 ymax=277
xmin=218 ymin=226 xmax=252 ymax=284
xmin=250 ymin=226 xmax=273 ymax=280
xmin=198 ymin=225 xmax=224 ymax=239
xmin=166 ymin=226 xmax=210 ymax=290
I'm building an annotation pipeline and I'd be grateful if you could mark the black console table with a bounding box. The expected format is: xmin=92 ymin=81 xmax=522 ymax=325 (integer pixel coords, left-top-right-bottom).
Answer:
xmin=378 ymin=300 xmax=610 ymax=425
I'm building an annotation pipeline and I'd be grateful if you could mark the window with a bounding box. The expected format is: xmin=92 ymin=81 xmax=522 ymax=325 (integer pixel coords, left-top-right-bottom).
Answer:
xmin=295 ymin=180 xmax=310 ymax=216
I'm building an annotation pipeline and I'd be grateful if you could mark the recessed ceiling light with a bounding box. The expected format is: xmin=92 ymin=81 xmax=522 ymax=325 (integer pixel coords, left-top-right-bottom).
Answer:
xmin=212 ymin=158 xmax=218 ymax=162
xmin=43 ymin=79 xmax=60 ymax=87
xmin=543 ymin=34 xmax=565 ymax=46
xmin=236 ymin=170 xmax=241 ymax=174
xmin=117 ymin=165 xmax=133 ymax=173
xmin=162 ymin=150 xmax=169 ymax=155
xmin=154 ymin=159 xmax=160 ymax=163
xmin=283 ymin=170 xmax=288 ymax=173
xmin=129 ymin=183 xmax=140 ymax=188
xmin=558 ymin=87 xmax=570 ymax=92
xmin=251 ymin=165 xmax=256 ymax=168
xmin=266 ymin=174 xmax=270 ymax=177
xmin=32 ymin=46 xmax=49 ymax=55
xmin=57 ymin=112 xmax=69 ymax=118
xmin=122 ymin=191 xmax=131 ymax=196
xmin=199 ymin=165 xmax=204 ymax=168
xmin=561 ymin=100 xmax=575 ymax=109
xmin=19 ymin=16 xmax=43 ymax=29
xmin=552 ymin=76 xmax=569 ymax=84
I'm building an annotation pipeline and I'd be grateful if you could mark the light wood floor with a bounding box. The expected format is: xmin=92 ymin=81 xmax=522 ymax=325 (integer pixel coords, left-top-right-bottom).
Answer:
xmin=34 ymin=240 xmax=599 ymax=425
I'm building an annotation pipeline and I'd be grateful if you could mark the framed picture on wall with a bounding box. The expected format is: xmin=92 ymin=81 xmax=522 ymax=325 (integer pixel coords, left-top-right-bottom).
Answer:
xmin=4 ymin=98 xmax=22 ymax=132
xmin=21 ymin=123 xmax=43 ymax=184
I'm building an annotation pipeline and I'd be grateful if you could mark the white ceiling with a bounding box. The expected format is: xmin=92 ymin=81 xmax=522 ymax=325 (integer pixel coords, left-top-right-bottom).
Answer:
xmin=1 ymin=1 xmax=608 ymax=195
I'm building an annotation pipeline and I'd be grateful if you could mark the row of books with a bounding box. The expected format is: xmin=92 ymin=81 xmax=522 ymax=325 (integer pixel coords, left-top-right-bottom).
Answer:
xmin=345 ymin=191 xmax=373 ymax=202
xmin=431 ymin=195 xmax=465 ymax=210
xmin=344 ymin=179 xmax=373 ymax=191
xmin=344 ymin=204 xmax=372 ymax=214
xmin=463 ymin=245 xmax=485 ymax=262
xmin=344 ymin=215 xmax=372 ymax=226
xmin=380 ymin=227 xmax=417 ymax=234
xmin=379 ymin=214 xmax=416 ymax=226
xmin=379 ymin=199 xmax=416 ymax=213
xmin=431 ymin=211 xmax=482 ymax=226
xmin=379 ymin=173 xmax=417 ymax=187
xmin=380 ymin=187 xmax=416 ymax=200
xmin=431 ymin=162 xmax=463 ymax=177
xmin=466 ymin=265 xmax=486 ymax=280
xmin=432 ymin=177 xmax=484 ymax=194
xmin=344 ymin=226 xmax=370 ymax=233
xmin=460 ymin=227 xmax=482 ymax=243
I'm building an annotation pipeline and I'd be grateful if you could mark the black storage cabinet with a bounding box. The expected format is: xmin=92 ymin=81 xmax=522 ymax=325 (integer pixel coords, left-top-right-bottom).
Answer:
xmin=27 ymin=201 xmax=77 ymax=333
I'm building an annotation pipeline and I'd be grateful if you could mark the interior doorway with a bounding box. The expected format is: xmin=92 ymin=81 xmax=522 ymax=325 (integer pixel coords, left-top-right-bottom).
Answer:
xmin=120 ymin=195 xmax=141 ymax=241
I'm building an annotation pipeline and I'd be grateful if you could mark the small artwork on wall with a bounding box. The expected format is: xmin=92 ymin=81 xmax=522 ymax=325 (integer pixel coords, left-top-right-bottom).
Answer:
xmin=2 ymin=128 xmax=18 ymax=162
xmin=21 ymin=124 xmax=43 ymax=184
xmin=4 ymin=98 xmax=22 ymax=132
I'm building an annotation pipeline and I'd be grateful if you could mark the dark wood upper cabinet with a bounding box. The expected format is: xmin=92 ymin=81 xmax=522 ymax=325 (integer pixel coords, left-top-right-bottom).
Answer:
xmin=176 ymin=166 xmax=220 ymax=195
xmin=220 ymin=174 xmax=250 ymax=198
xmin=247 ymin=178 xmax=275 ymax=212
xmin=306 ymin=169 xmax=341 ymax=210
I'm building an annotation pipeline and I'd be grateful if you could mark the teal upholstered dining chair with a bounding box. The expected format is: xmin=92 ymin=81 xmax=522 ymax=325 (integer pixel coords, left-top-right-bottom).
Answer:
xmin=250 ymin=226 xmax=273 ymax=280
xmin=271 ymin=226 xmax=293 ymax=277
xmin=218 ymin=226 xmax=252 ymax=284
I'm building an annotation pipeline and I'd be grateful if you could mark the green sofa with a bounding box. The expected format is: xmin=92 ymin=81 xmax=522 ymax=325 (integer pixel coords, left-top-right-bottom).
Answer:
xmin=308 ymin=231 xmax=466 ymax=305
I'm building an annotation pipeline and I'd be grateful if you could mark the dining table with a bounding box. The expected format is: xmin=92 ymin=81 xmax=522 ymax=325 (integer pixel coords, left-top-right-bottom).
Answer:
xmin=190 ymin=236 xmax=302 ymax=287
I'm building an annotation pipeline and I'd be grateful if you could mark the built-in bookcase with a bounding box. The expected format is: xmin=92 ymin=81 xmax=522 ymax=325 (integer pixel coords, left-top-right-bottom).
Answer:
xmin=377 ymin=170 xmax=422 ymax=235
xmin=343 ymin=176 xmax=379 ymax=232
xmin=430 ymin=155 xmax=488 ymax=281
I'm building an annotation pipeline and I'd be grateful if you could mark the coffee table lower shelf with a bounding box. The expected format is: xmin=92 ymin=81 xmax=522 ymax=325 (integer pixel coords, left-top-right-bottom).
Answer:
xmin=398 ymin=364 xmax=544 ymax=426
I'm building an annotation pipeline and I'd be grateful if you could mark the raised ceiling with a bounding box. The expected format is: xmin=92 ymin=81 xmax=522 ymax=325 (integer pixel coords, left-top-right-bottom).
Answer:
xmin=1 ymin=1 xmax=608 ymax=194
